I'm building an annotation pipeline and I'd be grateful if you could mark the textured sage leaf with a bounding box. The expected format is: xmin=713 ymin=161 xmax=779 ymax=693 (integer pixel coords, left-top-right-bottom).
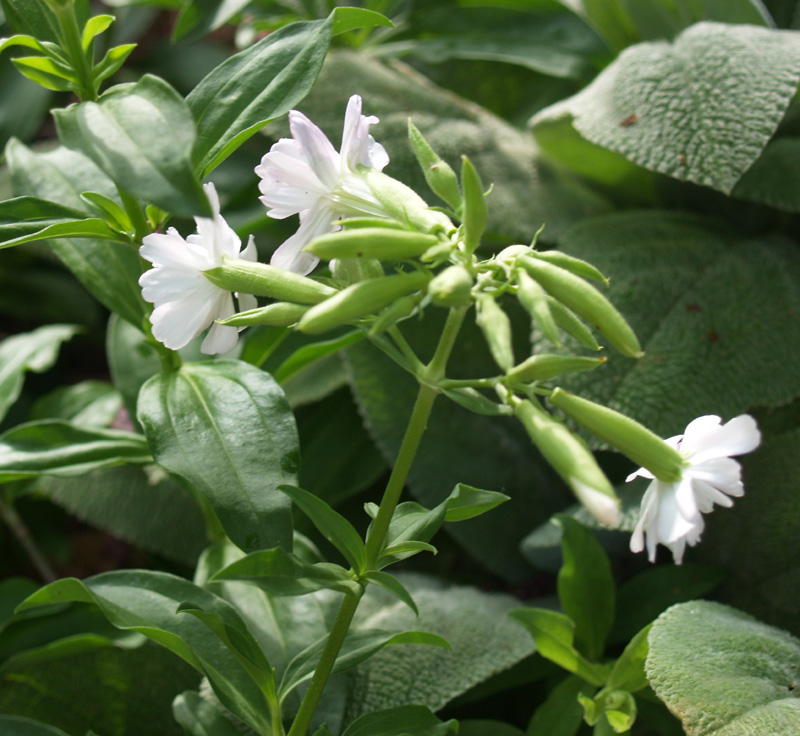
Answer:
xmin=552 ymin=212 xmax=800 ymax=438
xmin=172 ymin=691 xmax=243 ymax=736
xmin=339 ymin=705 xmax=457 ymax=736
xmin=532 ymin=22 xmax=800 ymax=194
xmin=0 ymin=324 xmax=78 ymax=423
xmin=54 ymin=75 xmax=208 ymax=217
xmin=344 ymin=574 xmax=537 ymax=719
xmin=0 ymin=420 xmax=151 ymax=481
xmin=0 ymin=716 xmax=70 ymax=735
xmin=5 ymin=140 xmax=148 ymax=329
xmin=732 ymin=137 xmax=800 ymax=212
xmin=187 ymin=17 xmax=333 ymax=175
xmin=137 ymin=360 xmax=297 ymax=554
xmin=16 ymin=571 xmax=272 ymax=733
xmin=646 ymin=601 xmax=800 ymax=736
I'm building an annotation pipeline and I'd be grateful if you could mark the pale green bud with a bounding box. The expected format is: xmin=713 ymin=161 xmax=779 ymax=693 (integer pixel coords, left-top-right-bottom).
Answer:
xmin=549 ymin=388 xmax=685 ymax=482
xmin=305 ymin=228 xmax=440 ymax=261
xmin=428 ymin=265 xmax=473 ymax=307
xmin=204 ymin=256 xmax=336 ymax=304
xmin=476 ymin=295 xmax=514 ymax=372
xmin=514 ymin=398 xmax=621 ymax=527
xmin=547 ymin=298 xmax=601 ymax=351
xmin=369 ymin=292 xmax=424 ymax=335
xmin=216 ymin=302 xmax=308 ymax=327
xmin=516 ymin=270 xmax=560 ymax=347
xmin=363 ymin=170 xmax=453 ymax=236
xmin=497 ymin=244 xmax=531 ymax=262
xmin=530 ymin=250 xmax=609 ymax=284
xmin=505 ymin=354 xmax=605 ymax=384
xmin=331 ymin=257 xmax=384 ymax=285
xmin=408 ymin=120 xmax=462 ymax=211
xmin=460 ymin=156 xmax=487 ymax=254
xmin=520 ymin=256 xmax=642 ymax=358
xmin=298 ymin=270 xmax=431 ymax=334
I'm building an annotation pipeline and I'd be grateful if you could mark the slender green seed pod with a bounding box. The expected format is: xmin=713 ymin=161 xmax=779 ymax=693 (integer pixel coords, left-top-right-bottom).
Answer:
xmin=298 ymin=270 xmax=431 ymax=334
xmin=216 ymin=302 xmax=309 ymax=327
xmin=505 ymin=354 xmax=606 ymax=384
xmin=369 ymin=292 xmax=424 ymax=335
xmin=363 ymin=170 xmax=453 ymax=235
xmin=530 ymin=251 xmax=609 ymax=284
xmin=516 ymin=270 xmax=561 ymax=347
xmin=428 ymin=265 xmax=473 ymax=307
xmin=460 ymin=156 xmax=487 ymax=254
xmin=513 ymin=398 xmax=621 ymax=527
xmin=476 ymin=295 xmax=514 ymax=372
xmin=519 ymin=256 xmax=642 ymax=358
xmin=204 ymin=256 xmax=336 ymax=304
xmin=408 ymin=120 xmax=462 ymax=211
xmin=547 ymin=298 xmax=601 ymax=351
xmin=305 ymin=228 xmax=440 ymax=261
xmin=331 ymin=257 xmax=384 ymax=285
xmin=549 ymin=388 xmax=685 ymax=482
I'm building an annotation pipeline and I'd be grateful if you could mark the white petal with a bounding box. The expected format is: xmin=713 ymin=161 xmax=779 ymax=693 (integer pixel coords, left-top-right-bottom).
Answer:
xmin=691 ymin=478 xmax=736 ymax=511
xmin=687 ymin=456 xmax=742 ymax=492
xmin=656 ymin=480 xmax=702 ymax=545
xmin=140 ymin=230 xmax=205 ymax=270
xmin=678 ymin=415 xmax=722 ymax=457
xmin=688 ymin=414 xmax=761 ymax=463
xmin=626 ymin=466 xmax=655 ymax=482
xmin=203 ymin=181 xmax=221 ymax=218
xmin=150 ymin=288 xmax=217 ymax=349
xmin=270 ymin=202 xmax=331 ymax=275
xmin=200 ymin=293 xmax=238 ymax=354
xmin=237 ymin=292 xmax=257 ymax=314
xmin=240 ymin=234 xmax=257 ymax=262
xmin=140 ymin=268 xmax=211 ymax=302
xmin=571 ymin=478 xmax=622 ymax=528
xmin=289 ymin=109 xmax=341 ymax=189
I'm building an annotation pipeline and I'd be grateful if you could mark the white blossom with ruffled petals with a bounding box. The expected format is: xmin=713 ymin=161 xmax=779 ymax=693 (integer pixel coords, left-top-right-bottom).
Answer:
xmin=255 ymin=94 xmax=390 ymax=275
xmin=139 ymin=183 xmax=257 ymax=355
xmin=628 ymin=414 xmax=761 ymax=564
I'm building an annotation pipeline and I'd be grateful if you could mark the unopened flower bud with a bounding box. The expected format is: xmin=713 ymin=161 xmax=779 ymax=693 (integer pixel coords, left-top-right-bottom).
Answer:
xmin=408 ymin=120 xmax=462 ymax=211
xmin=428 ymin=265 xmax=473 ymax=307
xmin=460 ymin=156 xmax=487 ymax=254
xmin=547 ymin=298 xmax=601 ymax=351
xmin=331 ymin=257 xmax=384 ymax=285
xmin=505 ymin=354 xmax=605 ymax=384
xmin=305 ymin=228 xmax=440 ymax=261
xmin=514 ymin=398 xmax=621 ymax=527
xmin=549 ymin=388 xmax=685 ymax=482
xmin=476 ymin=295 xmax=514 ymax=372
xmin=216 ymin=302 xmax=309 ymax=327
xmin=497 ymin=245 xmax=531 ymax=262
xmin=516 ymin=270 xmax=560 ymax=347
xmin=298 ymin=270 xmax=431 ymax=334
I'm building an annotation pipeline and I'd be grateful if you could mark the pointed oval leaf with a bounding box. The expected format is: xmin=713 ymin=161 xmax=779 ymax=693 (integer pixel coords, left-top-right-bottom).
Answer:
xmin=444 ymin=483 xmax=511 ymax=522
xmin=0 ymin=716 xmax=70 ymax=735
xmin=363 ymin=571 xmax=419 ymax=616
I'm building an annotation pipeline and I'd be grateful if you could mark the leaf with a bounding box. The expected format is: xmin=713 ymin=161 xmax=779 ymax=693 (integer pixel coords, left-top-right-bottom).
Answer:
xmin=376 ymin=501 xmax=447 ymax=567
xmin=54 ymin=75 xmax=208 ymax=217
xmin=0 ymin=0 xmax=61 ymax=42
xmin=274 ymin=331 xmax=365 ymax=384
xmin=457 ymin=721 xmax=524 ymax=736
xmin=0 ymin=57 xmax=53 ymax=150
xmin=556 ymin=517 xmax=614 ymax=661
xmin=646 ymin=601 xmax=800 ymax=736
xmin=527 ymin=674 xmax=595 ymax=736
xmin=344 ymin=574 xmax=537 ymax=719
xmin=31 ymin=380 xmax=122 ymax=428
xmin=731 ymin=136 xmax=800 ymax=212
xmin=16 ymin=571 xmax=272 ymax=733
xmin=444 ymin=483 xmax=510 ymax=522
xmin=606 ymin=625 xmax=650 ymax=693
xmin=0 ymin=420 xmax=151 ymax=481
xmin=0 ymin=716 xmax=70 ymax=735
xmin=5 ymin=139 xmax=148 ymax=329
xmin=137 ymin=360 xmax=297 ymax=554
xmin=331 ymin=7 xmax=393 ymax=37
xmin=0 ymin=324 xmax=78 ymax=424
xmin=278 ymin=484 xmax=366 ymax=572
xmin=339 ymin=705 xmax=457 ymax=736
xmin=532 ymin=23 xmax=800 ymax=194
xmin=553 ymin=212 xmax=800 ymax=438
xmin=171 ymin=0 xmax=255 ymax=43
xmin=187 ymin=17 xmax=333 ymax=175
xmin=172 ymin=691 xmax=243 ymax=736
xmin=363 ymin=571 xmax=418 ymax=616
xmin=508 ymin=608 xmax=608 ymax=686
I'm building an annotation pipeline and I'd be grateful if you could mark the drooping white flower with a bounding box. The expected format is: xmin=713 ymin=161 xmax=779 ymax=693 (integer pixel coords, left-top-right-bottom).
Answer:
xmin=255 ymin=94 xmax=390 ymax=275
xmin=628 ymin=414 xmax=761 ymax=564
xmin=139 ymin=182 xmax=257 ymax=355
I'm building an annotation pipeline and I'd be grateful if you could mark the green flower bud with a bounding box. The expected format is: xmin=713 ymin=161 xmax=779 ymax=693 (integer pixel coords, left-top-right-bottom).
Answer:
xmin=549 ymin=388 xmax=685 ymax=482
xmin=529 ymin=250 xmax=609 ymax=284
xmin=516 ymin=270 xmax=560 ymax=347
xmin=519 ymin=256 xmax=642 ymax=358
xmin=505 ymin=354 xmax=606 ymax=384
xmin=428 ymin=265 xmax=473 ymax=307
xmin=460 ymin=156 xmax=487 ymax=254
xmin=363 ymin=170 xmax=453 ymax=235
xmin=513 ymin=398 xmax=621 ymax=527
xmin=331 ymin=257 xmax=384 ymax=285
xmin=476 ymin=295 xmax=514 ymax=372
xmin=369 ymin=292 xmax=424 ymax=335
xmin=497 ymin=244 xmax=531 ymax=262
xmin=298 ymin=270 xmax=431 ymax=334
xmin=216 ymin=302 xmax=309 ymax=327
xmin=339 ymin=217 xmax=406 ymax=230
xmin=547 ymin=298 xmax=601 ymax=351
xmin=305 ymin=228 xmax=440 ymax=261
xmin=408 ymin=120 xmax=462 ymax=211
xmin=204 ymin=256 xmax=337 ymax=304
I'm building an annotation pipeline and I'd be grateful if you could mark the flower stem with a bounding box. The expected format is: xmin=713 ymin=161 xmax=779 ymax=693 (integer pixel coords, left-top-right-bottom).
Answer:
xmin=285 ymin=307 xmax=467 ymax=736
xmin=0 ymin=496 xmax=56 ymax=582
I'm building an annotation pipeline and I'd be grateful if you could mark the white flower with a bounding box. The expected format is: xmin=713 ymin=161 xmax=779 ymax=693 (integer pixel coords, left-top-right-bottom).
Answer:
xmin=628 ymin=414 xmax=761 ymax=564
xmin=255 ymin=94 xmax=390 ymax=275
xmin=139 ymin=183 xmax=257 ymax=355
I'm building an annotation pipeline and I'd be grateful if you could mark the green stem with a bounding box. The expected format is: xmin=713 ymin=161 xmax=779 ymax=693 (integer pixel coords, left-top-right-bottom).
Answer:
xmin=388 ymin=325 xmax=423 ymax=373
xmin=55 ymin=5 xmax=95 ymax=100
xmin=0 ymin=496 xmax=56 ymax=582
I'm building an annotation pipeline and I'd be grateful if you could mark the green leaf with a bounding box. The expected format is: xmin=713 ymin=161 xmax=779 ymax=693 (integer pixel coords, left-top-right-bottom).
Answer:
xmin=339 ymin=705 xmax=457 ymax=736
xmin=137 ymin=360 xmax=297 ymax=554
xmin=331 ymin=7 xmax=393 ymax=37
xmin=606 ymin=624 xmax=650 ymax=693
xmin=458 ymin=721 xmax=524 ymax=736
xmin=210 ymin=547 xmax=361 ymax=596
xmin=0 ymin=0 xmax=61 ymax=43
xmin=376 ymin=501 xmax=447 ymax=567
xmin=363 ymin=571 xmax=419 ymax=616
xmin=646 ymin=601 xmax=800 ymax=736
xmin=0 ymin=420 xmax=151 ymax=481
xmin=554 ymin=0 xmax=639 ymax=52
xmin=0 ymin=716 xmax=70 ymax=735
xmin=171 ymin=0 xmax=253 ymax=43
xmin=5 ymin=140 xmax=149 ymax=329
xmin=16 ymin=571 xmax=272 ymax=734
xmin=54 ymin=75 xmax=208 ymax=217
xmin=273 ymin=331 xmax=365 ymax=384
xmin=172 ymin=691 xmax=243 ymax=736
xmin=731 ymin=136 xmax=800 ymax=212
xmin=557 ymin=517 xmax=614 ymax=661
xmin=509 ymin=608 xmax=609 ymax=686
xmin=81 ymin=14 xmax=114 ymax=49
xmin=444 ymin=483 xmax=510 ymax=522
xmin=91 ymin=43 xmax=136 ymax=87
xmin=279 ymin=628 xmax=450 ymax=700
xmin=278 ymin=484 xmax=366 ymax=572
xmin=31 ymin=379 xmax=122 ymax=427
xmin=187 ymin=17 xmax=334 ymax=175
xmin=532 ymin=22 xmax=800 ymax=194
xmin=527 ymin=674 xmax=595 ymax=736
xmin=0 ymin=55 xmax=53 ymax=150
xmin=0 ymin=324 xmax=78 ymax=424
